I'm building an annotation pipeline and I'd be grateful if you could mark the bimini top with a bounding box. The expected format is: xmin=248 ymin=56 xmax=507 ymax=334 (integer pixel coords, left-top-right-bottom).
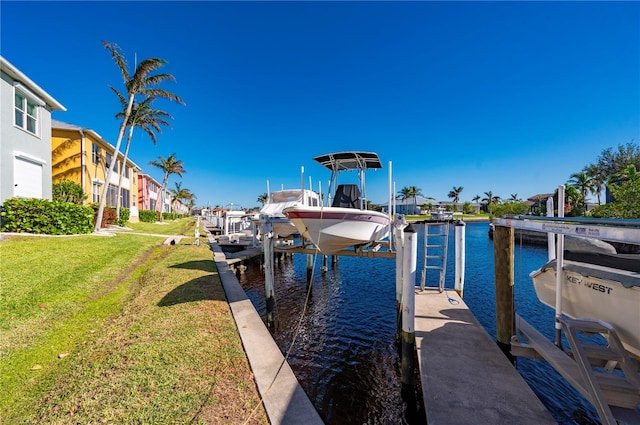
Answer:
xmin=313 ymin=152 xmax=383 ymax=172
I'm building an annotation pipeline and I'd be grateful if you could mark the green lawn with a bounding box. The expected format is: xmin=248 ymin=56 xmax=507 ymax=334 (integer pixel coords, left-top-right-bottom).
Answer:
xmin=0 ymin=219 xmax=266 ymax=424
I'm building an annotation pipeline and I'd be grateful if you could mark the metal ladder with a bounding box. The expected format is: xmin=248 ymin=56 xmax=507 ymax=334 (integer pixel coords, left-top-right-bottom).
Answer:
xmin=420 ymin=221 xmax=450 ymax=292
xmin=560 ymin=317 xmax=640 ymax=425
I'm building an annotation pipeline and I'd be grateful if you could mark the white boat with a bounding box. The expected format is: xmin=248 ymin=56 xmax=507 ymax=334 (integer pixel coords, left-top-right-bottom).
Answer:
xmin=283 ymin=152 xmax=391 ymax=255
xmin=530 ymin=247 xmax=640 ymax=359
xmin=430 ymin=206 xmax=454 ymax=220
xmin=255 ymin=189 xmax=321 ymax=237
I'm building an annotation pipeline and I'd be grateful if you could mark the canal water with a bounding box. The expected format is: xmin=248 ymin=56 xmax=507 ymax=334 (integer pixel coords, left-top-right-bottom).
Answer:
xmin=237 ymin=222 xmax=602 ymax=424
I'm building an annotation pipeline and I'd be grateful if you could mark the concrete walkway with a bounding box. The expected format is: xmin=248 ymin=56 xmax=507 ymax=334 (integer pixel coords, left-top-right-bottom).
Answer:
xmin=415 ymin=288 xmax=556 ymax=425
xmin=209 ymin=238 xmax=323 ymax=425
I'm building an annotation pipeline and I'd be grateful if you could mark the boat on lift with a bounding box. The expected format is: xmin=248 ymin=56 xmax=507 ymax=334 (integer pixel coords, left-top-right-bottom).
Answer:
xmin=255 ymin=188 xmax=321 ymax=237
xmin=530 ymin=242 xmax=640 ymax=358
xmin=283 ymin=152 xmax=391 ymax=255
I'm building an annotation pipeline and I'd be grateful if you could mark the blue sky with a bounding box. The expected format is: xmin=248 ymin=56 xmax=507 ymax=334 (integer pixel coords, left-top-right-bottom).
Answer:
xmin=2 ymin=1 xmax=638 ymax=209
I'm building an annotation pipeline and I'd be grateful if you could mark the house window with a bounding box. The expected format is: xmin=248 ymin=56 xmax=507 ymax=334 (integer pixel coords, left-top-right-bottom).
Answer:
xmin=121 ymin=188 xmax=130 ymax=208
xmin=124 ymin=165 xmax=129 ymax=178
xmin=92 ymin=144 xmax=100 ymax=164
xmin=106 ymin=184 xmax=118 ymax=207
xmin=105 ymin=153 xmax=118 ymax=172
xmin=14 ymin=90 xmax=38 ymax=135
xmin=92 ymin=182 xmax=101 ymax=203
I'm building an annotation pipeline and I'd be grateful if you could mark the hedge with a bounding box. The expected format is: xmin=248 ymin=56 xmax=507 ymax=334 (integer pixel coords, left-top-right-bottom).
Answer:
xmin=1 ymin=198 xmax=94 ymax=235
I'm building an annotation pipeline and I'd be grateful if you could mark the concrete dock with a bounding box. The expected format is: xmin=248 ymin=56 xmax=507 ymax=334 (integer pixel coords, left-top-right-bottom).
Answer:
xmin=414 ymin=288 xmax=556 ymax=424
xmin=209 ymin=238 xmax=323 ymax=425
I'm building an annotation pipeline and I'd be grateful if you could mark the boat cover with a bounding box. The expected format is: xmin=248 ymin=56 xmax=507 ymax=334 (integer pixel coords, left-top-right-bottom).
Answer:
xmin=332 ymin=184 xmax=361 ymax=209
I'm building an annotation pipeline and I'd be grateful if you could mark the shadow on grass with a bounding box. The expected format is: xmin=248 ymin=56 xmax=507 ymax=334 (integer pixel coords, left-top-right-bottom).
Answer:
xmin=169 ymin=260 xmax=216 ymax=273
xmin=158 ymin=276 xmax=226 ymax=306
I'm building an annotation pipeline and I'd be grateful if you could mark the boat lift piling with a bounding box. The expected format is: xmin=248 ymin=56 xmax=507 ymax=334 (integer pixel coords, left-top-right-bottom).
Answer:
xmin=260 ymin=215 xmax=276 ymax=331
xmin=492 ymin=224 xmax=515 ymax=360
xmin=401 ymin=223 xmax=417 ymax=386
xmin=394 ymin=215 xmax=407 ymax=337
xmin=454 ymin=220 xmax=466 ymax=297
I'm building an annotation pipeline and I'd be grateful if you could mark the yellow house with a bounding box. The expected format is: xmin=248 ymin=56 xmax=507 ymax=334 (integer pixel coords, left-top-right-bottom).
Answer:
xmin=51 ymin=119 xmax=141 ymax=222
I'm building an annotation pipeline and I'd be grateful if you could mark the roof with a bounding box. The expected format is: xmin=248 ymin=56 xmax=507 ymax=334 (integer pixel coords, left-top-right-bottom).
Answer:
xmin=313 ymin=151 xmax=383 ymax=171
xmin=52 ymin=119 xmax=142 ymax=171
xmin=1 ymin=56 xmax=66 ymax=111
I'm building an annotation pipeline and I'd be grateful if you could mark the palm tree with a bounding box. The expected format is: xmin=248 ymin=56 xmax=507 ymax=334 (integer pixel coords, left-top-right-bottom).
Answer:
xmin=149 ymin=153 xmax=185 ymax=221
xmin=508 ymin=193 xmax=520 ymax=202
xmin=114 ymin=95 xmax=174 ymax=218
xmin=257 ymin=193 xmax=269 ymax=205
xmin=398 ymin=185 xmax=423 ymax=214
xmin=169 ymin=181 xmax=194 ymax=214
xmin=95 ymin=40 xmax=184 ymax=231
xmin=481 ymin=191 xmax=501 ymax=213
xmin=472 ymin=194 xmax=481 ymax=203
xmin=447 ymin=186 xmax=463 ymax=211
xmin=567 ymin=171 xmax=592 ymax=210
xmin=584 ymin=163 xmax=605 ymax=205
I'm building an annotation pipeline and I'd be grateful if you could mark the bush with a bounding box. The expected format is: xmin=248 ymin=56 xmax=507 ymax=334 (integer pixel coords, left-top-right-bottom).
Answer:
xmin=1 ymin=198 xmax=94 ymax=235
xmin=116 ymin=208 xmax=130 ymax=227
xmin=139 ymin=209 xmax=158 ymax=223
xmin=52 ymin=180 xmax=86 ymax=204
xmin=492 ymin=201 xmax=530 ymax=218
xmin=462 ymin=201 xmax=474 ymax=214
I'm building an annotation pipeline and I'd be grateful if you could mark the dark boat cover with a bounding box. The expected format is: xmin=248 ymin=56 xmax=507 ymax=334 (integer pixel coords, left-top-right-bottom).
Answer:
xmin=332 ymin=184 xmax=361 ymax=209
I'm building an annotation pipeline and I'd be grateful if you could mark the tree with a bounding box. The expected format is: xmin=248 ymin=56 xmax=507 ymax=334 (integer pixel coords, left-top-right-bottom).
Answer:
xmin=508 ymin=193 xmax=520 ymax=202
xmin=169 ymin=181 xmax=194 ymax=214
xmin=584 ymin=163 xmax=605 ymax=205
xmin=566 ymin=171 xmax=592 ymax=210
xmin=593 ymin=142 xmax=640 ymax=180
xmin=481 ymin=191 xmax=501 ymax=213
xmin=472 ymin=194 xmax=481 ymax=203
xmin=113 ymin=95 xmax=174 ymax=218
xmin=447 ymin=186 xmax=463 ymax=211
xmin=398 ymin=185 xmax=423 ymax=214
xmin=257 ymin=193 xmax=269 ymax=205
xmin=591 ymin=170 xmax=640 ymax=218
xmin=95 ymin=41 xmax=184 ymax=231
xmin=149 ymin=153 xmax=185 ymax=221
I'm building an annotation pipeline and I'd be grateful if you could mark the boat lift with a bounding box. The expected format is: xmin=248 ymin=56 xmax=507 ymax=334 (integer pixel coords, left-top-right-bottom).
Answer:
xmin=494 ymin=213 xmax=640 ymax=425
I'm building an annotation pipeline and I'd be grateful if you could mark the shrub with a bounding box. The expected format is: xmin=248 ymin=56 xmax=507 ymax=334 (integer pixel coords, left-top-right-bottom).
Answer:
xmin=52 ymin=180 xmax=86 ymax=204
xmin=462 ymin=201 xmax=474 ymax=214
xmin=1 ymin=198 xmax=94 ymax=235
xmin=139 ymin=209 xmax=158 ymax=223
xmin=115 ymin=208 xmax=130 ymax=227
xmin=492 ymin=201 xmax=530 ymax=218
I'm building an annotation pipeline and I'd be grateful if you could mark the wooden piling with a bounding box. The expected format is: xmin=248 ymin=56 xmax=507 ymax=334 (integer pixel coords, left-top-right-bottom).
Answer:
xmin=493 ymin=224 xmax=514 ymax=359
xmin=261 ymin=217 xmax=276 ymax=331
xmin=306 ymin=254 xmax=313 ymax=283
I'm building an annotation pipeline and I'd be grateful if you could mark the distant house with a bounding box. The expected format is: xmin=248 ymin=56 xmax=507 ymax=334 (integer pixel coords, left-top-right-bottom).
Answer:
xmin=0 ymin=56 xmax=66 ymax=203
xmin=138 ymin=173 xmax=164 ymax=214
xmin=525 ymin=193 xmax=554 ymax=215
xmin=51 ymin=119 xmax=141 ymax=221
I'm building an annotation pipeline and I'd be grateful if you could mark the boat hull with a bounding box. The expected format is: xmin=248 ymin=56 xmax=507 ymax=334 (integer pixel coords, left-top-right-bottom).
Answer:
xmin=283 ymin=206 xmax=390 ymax=254
xmin=530 ymin=260 xmax=640 ymax=358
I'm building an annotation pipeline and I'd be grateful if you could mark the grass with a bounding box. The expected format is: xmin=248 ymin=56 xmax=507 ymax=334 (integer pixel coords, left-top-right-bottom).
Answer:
xmin=119 ymin=218 xmax=197 ymax=236
xmin=0 ymin=218 xmax=267 ymax=424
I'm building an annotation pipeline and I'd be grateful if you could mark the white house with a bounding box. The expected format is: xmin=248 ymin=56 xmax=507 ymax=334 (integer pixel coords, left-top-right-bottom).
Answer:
xmin=1 ymin=56 xmax=66 ymax=203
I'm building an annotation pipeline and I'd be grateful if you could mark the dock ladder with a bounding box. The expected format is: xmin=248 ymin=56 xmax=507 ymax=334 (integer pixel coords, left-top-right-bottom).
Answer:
xmin=560 ymin=317 xmax=640 ymax=425
xmin=420 ymin=221 xmax=450 ymax=292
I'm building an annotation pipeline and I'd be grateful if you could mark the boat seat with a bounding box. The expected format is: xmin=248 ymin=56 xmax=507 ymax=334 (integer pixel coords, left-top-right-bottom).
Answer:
xmin=332 ymin=184 xmax=361 ymax=209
